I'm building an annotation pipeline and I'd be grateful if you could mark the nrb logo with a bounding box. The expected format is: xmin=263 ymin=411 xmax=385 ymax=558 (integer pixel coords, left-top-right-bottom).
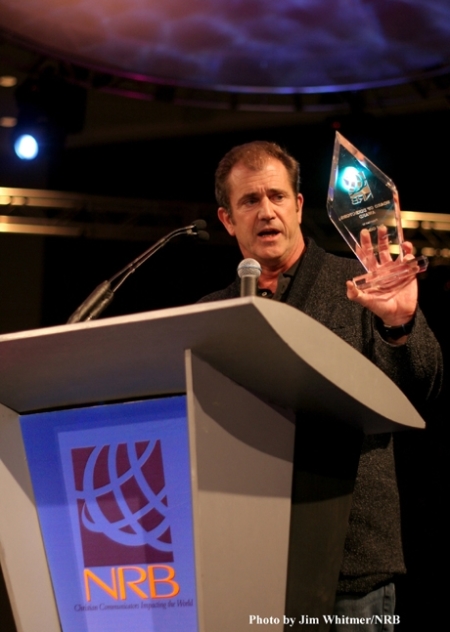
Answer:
xmin=71 ymin=440 xmax=174 ymax=567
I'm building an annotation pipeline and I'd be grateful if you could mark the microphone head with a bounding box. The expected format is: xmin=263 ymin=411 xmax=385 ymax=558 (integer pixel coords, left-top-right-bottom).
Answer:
xmin=237 ymin=258 xmax=262 ymax=278
xmin=196 ymin=230 xmax=209 ymax=241
xmin=192 ymin=219 xmax=207 ymax=230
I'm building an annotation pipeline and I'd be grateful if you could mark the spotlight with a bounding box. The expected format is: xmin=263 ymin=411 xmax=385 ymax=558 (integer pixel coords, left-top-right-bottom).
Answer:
xmin=14 ymin=133 xmax=39 ymax=160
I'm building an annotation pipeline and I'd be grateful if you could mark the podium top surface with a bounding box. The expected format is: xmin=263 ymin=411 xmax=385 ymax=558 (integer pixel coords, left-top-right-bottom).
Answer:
xmin=0 ymin=298 xmax=423 ymax=432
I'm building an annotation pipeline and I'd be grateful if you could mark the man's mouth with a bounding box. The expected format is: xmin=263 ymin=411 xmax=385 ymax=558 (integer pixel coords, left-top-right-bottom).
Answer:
xmin=257 ymin=229 xmax=280 ymax=238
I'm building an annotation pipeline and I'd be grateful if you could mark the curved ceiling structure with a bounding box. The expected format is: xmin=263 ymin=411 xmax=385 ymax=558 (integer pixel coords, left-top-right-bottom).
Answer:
xmin=1 ymin=0 xmax=450 ymax=93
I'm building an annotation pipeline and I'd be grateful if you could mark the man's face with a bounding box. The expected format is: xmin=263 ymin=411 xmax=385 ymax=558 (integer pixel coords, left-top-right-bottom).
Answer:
xmin=217 ymin=158 xmax=304 ymax=269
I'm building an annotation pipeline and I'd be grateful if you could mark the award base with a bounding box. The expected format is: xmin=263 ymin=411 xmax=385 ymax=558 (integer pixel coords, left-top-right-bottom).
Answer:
xmin=352 ymin=255 xmax=428 ymax=293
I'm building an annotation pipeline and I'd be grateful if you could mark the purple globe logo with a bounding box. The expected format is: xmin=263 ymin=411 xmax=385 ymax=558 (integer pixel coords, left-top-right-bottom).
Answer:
xmin=72 ymin=439 xmax=174 ymax=567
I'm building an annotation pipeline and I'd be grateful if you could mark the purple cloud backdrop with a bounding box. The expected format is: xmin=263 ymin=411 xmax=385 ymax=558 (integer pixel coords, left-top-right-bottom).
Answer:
xmin=1 ymin=0 xmax=450 ymax=91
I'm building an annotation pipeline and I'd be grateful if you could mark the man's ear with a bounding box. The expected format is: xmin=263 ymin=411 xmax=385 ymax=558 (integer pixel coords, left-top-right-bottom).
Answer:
xmin=218 ymin=207 xmax=236 ymax=236
xmin=296 ymin=194 xmax=304 ymax=224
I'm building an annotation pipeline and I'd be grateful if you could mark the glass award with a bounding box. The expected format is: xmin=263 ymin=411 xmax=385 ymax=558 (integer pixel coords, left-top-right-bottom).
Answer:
xmin=327 ymin=132 xmax=427 ymax=291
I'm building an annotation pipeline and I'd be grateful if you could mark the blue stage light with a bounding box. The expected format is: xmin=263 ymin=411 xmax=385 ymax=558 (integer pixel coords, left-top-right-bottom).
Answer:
xmin=14 ymin=133 xmax=39 ymax=160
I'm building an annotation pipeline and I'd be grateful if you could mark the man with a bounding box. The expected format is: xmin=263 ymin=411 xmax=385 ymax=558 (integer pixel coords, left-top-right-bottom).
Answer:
xmin=199 ymin=141 xmax=442 ymax=631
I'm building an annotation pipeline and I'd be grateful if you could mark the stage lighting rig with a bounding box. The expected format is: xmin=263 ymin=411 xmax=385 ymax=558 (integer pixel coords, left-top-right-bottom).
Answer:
xmin=12 ymin=67 xmax=86 ymax=161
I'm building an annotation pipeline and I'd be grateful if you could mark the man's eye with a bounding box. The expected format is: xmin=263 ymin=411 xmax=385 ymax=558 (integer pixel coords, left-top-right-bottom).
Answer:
xmin=273 ymin=193 xmax=284 ymax=201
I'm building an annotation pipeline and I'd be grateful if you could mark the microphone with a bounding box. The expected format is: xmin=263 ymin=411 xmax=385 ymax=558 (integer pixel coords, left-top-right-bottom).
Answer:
xmin=188 ymin=219 xmax=209 ymax=242
xmin=67 ymin=219 xmax=209 ymax=323
xmin=237 ymin=258 xmax=262 ymax=297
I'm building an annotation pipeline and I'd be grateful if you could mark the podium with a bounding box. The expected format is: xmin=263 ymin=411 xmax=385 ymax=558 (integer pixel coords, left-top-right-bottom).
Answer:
xmin=0 ymin=298 xmax=424 ymax=632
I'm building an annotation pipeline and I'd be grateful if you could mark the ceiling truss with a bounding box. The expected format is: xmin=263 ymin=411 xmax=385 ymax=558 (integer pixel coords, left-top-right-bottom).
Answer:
xmin=0 ymin=186 xmax=449 ymax=265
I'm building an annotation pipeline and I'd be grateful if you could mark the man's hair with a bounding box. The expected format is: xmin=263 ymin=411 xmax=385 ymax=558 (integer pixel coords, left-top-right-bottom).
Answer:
xmin=215 ymin=141 xmax=300 ymax=213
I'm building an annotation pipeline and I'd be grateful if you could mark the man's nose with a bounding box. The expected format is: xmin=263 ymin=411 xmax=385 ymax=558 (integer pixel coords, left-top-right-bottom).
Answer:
xmin=258 ymin=196 xmax=275 ymax=219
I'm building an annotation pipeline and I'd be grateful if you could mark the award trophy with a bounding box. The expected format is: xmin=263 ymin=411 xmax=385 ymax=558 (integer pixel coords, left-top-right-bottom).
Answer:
xmin=327 ymin=132 xmax=427 ymax=291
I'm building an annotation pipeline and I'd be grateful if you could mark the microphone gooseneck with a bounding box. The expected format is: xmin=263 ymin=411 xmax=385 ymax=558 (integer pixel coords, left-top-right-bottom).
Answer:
xmin=67 ymin=219 xmax=209 ymax=323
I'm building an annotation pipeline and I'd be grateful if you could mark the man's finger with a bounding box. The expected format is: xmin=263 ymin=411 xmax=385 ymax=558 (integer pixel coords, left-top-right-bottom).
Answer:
xmin=402 ymin=241 xmax=414 ymax=257
xmin=359 ymin=229 xmax=378 ymax=271
xmin=378 ymin=225 xmax=392 ymax=265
